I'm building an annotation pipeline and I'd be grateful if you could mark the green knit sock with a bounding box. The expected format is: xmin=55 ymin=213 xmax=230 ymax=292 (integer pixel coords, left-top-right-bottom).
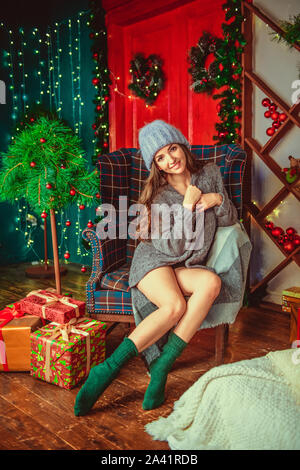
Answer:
xmin=142 ymin=332 xmax=187 ymax=410
xmin=74 ymin=337 xmax=138 ymax=416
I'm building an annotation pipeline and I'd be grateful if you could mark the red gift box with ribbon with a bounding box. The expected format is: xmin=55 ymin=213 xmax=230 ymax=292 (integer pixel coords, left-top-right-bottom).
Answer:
xmin=30 ymin=317 xmax=107 ymax=389
xmin=19 ymin=288 xmax=86 ymax=324
xmin=0 ymin=302 xmax=43 ymax=371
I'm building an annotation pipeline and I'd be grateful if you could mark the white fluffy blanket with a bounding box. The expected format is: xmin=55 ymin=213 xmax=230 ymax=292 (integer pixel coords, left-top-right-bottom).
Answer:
xmin=145 ymin=349 xmax=300 ymax=450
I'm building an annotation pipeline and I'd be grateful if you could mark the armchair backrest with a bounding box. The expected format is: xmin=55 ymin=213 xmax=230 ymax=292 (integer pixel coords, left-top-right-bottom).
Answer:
xmin=96 ymin=144 xmax=247 ymax=266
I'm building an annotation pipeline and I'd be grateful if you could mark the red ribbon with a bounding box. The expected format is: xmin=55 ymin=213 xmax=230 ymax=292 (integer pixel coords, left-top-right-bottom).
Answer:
xmin=0 ymin=303 xmax=26 ymax=371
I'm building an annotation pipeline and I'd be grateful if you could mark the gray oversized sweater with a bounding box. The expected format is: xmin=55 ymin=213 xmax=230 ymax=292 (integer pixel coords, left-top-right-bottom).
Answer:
xmin=128 ymin=162 xmax=238 ymax=289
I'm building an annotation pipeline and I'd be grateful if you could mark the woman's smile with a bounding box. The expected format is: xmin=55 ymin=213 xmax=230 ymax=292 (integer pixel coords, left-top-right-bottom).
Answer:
xmin=169 ymin=160 xmax=181 ymax=170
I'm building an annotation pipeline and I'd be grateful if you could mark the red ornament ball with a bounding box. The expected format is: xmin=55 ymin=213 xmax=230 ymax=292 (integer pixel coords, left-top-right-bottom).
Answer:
xmin=79 ymin=204 xmax=85 ymax=210
xmin=60 ymin=163 xmax=66 ymax=169
xmin=283 ymin=241 xmax=294 ymax=253
xmin=264 ymin=110 xmax=271 ymax=118
xmin=92 ymin=124 xmax=97 ymax=129
xmin=219 ymin=132 xmax=227 ymax=139
xmin=46 ymin=183 xmax=52 ymax=189
xmin=293 ymin=235 xmax=300 ymax=246
xmin=103 ymin=142 xmax=108 ymax=148
xmin=96 ymin=105 xmax=102 ymax=111
xmin=87 ymin=220 xmax=94 ymax=228
xmin=104 ymin=96 xmax=109 ymax=102
xmin=95 ymin=193 xmax=100 ymax=199
xmin=40 ymin=138 xmax=46 ymax=143
xmin=64 ymin=251 xmax=70 ymax=260
xmin=30 ymin=117 xmax=35 ymax=122
xmin=266 ymin=127 xmax=275 ymax=136
xmin=286 ymin=227 xmax=296 ymax=236
xmin=269 ymin=103 xmax=277 ymax=113
xmin=65 ymin=220 xmax=71 ymax=227
xmin=262 ymin=98 xmax=271 ymax=107
xmin=272 ymin=120 xmax=281 ymax=129
xmin=41 ymin=211 xmax=48 ymax=219
xmin=279 ymin=113 xmax=287 ymax=122
xmin=271 ymin=226 xmax=283 ymax=238
xmin=30 ymin=161 xmax=36 ymax=168
xmin=265 ymin=221 xmax=274 ymax=230
xmin=271 ymin=112 xmax=279 ymax=121
xmin=81 ymin=266 xmax=87 ymax=273
xmin=69 ymin=189 xmax=76 ymax=196
xmin=92 ymin=77 xmax=100 ymax=86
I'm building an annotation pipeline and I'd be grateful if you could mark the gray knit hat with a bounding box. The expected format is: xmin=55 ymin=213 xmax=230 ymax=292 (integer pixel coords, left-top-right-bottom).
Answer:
xmin=138 ymin=120 xmax=191 ymax=170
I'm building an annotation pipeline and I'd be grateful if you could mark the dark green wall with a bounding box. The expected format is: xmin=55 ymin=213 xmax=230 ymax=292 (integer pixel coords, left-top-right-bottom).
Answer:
xmin=0 ymin=0 xmax=97 ymax=266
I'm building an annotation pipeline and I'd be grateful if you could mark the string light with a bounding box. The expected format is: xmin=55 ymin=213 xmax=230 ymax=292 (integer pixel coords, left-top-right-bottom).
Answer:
xmin=0 ymin=10 xmax=92 ymax=266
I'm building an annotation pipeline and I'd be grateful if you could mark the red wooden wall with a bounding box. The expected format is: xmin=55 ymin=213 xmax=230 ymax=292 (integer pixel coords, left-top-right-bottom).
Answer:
xmin=103 ymin=0 xmax=225 ymax=150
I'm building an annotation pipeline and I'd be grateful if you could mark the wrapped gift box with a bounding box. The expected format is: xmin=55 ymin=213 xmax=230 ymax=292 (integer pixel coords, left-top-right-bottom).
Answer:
xmin=20 ymin=288 xmax=85 ymax=323
xmin=0 ymin=303 xmax=43 ymax=372
xmin=30 ymin=317 xmax=107 ymax=389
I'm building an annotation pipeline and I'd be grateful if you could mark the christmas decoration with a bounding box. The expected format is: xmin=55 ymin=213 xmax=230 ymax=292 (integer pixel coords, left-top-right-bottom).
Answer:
xmin=265 ymin=220 xmax=299 ymax=253
xmin=81 ymin=266 xmax=87 ymax=273
xmin=128 ymin=53 xmax=165 ymax=105
xmin=88 ymin=0 xmax=111 ymax=165
xmin=269 ymin=13 xmax=300 ymax=49
xmin=261 ymin=97 xmax=287 ymax=137
xmin=282 ymin=155 xmax=300 ymax=184
xmin=188 ymin=0 xmax=247 ymax=144
xmin=188 ymin=31 xmax=222 ymax=95
xmin=0 ymin=116 xmax=100 ymax=293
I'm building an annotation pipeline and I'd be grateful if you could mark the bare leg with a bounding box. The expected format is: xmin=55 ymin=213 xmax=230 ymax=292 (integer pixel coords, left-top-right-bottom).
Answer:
xmin=173 ymin=267 xmax=222 ymax=342
xmin=128 ymin=266 xmax=187 ymax=353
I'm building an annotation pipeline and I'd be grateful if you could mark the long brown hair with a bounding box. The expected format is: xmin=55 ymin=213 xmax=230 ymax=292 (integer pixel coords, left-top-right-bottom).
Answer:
xmin=136 ymin=144 xmax=203 ymax=242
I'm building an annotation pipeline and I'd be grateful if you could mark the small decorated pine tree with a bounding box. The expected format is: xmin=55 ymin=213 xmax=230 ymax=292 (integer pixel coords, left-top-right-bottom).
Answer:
xmin=0 ymin=116 xmax=100 ymax=294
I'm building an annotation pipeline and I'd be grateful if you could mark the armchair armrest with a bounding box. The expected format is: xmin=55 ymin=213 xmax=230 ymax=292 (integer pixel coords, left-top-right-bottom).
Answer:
xmin=82 ymin=228 xmax=127 ymax=291
xmin=224 ymin=144 xmax=247 ymax=220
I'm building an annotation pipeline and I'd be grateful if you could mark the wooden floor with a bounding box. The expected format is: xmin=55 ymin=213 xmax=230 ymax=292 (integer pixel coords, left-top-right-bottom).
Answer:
xmin=0 ymin=262 xmax=290 ymax=451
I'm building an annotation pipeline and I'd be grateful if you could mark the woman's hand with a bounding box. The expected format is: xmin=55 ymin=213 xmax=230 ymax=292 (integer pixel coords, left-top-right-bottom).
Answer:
xmin=196 ymin=193 xmax=223 ymax=212
xmin=182 ymin=185 xmax=202 ymax=211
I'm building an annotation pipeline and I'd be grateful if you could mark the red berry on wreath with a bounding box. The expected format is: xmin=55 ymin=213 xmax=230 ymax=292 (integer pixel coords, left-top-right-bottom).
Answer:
xmin=262 ymin=98 xmax=271 ymax=107
xmin=69 ymin=189 xmax=76 ymax=196
xmin=41 ymin=211 xmax=47 ymax=219
xmin=46 ymin=183 xmax=52 ymax=189
xmin=81 ymin=266 xmax=87 ymax=273
xmin=65 ymin=220 xmax=71 ymax=226
xmin=30 ymin=161 xmax=36 ymax=168
xmin=64 ymin=251 xmax=70 ymax=260
xmin=79 ymin=204 xmax=85 ymax=210
xmin=40 ymin=138 xmax=46 ymax=143
xmin=266 ymin=127 xmax=275 ymax=136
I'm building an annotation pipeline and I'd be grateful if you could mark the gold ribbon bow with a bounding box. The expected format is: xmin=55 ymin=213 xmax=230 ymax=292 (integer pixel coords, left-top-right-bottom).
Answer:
xmin=26 ymin=288 xmax=80 ymax=320
xmin=44 ymin=318 xmax=94 ymax=382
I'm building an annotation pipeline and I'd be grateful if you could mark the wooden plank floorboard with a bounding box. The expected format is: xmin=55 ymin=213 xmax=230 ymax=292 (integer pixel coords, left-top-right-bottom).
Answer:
xmin=0 ymin=262 xmax=291 ymax=450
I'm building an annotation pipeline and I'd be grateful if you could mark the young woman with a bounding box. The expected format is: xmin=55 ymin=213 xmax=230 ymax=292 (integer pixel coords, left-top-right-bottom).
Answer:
xmin=74 ymin=120 xmax=238 ymax=417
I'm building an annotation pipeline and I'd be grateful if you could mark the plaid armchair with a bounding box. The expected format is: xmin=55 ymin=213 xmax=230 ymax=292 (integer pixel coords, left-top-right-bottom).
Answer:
xmin=83 ymin=144 xmax=247 ymax=364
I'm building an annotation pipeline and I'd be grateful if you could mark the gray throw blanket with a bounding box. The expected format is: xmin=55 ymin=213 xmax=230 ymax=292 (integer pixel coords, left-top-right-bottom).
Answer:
xmin=131 ymin=221 xmax=252 ymax=367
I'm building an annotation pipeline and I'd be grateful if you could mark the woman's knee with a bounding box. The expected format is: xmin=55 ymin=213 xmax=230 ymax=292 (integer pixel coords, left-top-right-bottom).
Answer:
xmin=162 ymin=297 xmax=187 ymax=324
xmin=207 ymin=273 xmax=222 ymax=298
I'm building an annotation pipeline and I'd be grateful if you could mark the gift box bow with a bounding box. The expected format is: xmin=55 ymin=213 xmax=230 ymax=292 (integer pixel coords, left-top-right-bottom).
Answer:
xmin=26 ymin=288 xmax=81 ymax=320
xmin=0 ymin=303 xmax=25 ymax=329
xmin=43 ymin=317 xmax=95 ymax=382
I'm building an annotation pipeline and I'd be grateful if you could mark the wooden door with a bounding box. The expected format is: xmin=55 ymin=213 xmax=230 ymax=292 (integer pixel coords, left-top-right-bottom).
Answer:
xmin=103 ymin=0 xmax=225 ymax=150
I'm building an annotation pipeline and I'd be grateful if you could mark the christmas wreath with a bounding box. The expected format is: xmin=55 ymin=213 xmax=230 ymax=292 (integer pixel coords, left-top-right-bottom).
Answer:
xmin=188 ymin=31 xmax=223 ymax=95
xmin=128 ymin=53 xmax=165 ymax=105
